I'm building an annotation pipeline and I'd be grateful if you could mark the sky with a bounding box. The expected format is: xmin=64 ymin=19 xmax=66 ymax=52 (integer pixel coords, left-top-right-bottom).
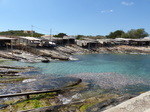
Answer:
xmin=0 ymin=0 xmax=150 ymax=36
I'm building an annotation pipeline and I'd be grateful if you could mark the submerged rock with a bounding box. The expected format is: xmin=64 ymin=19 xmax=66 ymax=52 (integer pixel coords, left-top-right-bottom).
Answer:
xmin=41 ymin=59 xmax=50 ymax=63
xmin=0 ymin=77 xmax=82 ymax=95
xmin=22 ymin=79 xmax=37 ymax=83
xmin=0 ymin=104 xmax=9 ymax=109
xmin=69 ymin=73 xmax=149 ymax=89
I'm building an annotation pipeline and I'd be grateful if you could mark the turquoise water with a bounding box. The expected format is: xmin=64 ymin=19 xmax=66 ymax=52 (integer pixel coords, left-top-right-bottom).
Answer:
xmin=6 ymin=54 xmax=150 ymax=80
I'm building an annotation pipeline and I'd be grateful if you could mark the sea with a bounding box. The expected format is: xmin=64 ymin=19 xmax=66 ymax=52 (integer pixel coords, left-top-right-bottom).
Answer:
xmin=5 ymin=54 xmax=150 ymax=78
xmin=3 ymin=53 xmax=150 ymax=93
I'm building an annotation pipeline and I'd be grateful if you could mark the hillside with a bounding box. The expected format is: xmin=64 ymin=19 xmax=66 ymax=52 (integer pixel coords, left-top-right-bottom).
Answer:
xmin=0 ymin=30 xmax=43 ymax=37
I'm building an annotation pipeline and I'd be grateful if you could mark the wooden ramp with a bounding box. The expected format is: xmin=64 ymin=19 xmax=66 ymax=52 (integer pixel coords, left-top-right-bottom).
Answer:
xmin=0 ymin=87 xmax=75 ymax=99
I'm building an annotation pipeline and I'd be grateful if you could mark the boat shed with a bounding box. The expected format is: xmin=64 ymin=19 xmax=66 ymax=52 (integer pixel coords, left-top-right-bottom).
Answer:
xmin=0 ymin=36 xmax=16 ymax=48
xmin=51 ymin=37 xmax=75 ymax=46
xmin=129 ymin=39 xmax=150 ymax=46
xmin=18 ymin=36 xmax=41 ymax=47
xmin=76 ymin=40 xmax=99 ymax=49
xmin=114 ymin=38 xmax=131 ymax=45
xmin=63 ymin=36 xmax=75 ymax=44
xmin=97 ymin=39 xmax=115 ymax=47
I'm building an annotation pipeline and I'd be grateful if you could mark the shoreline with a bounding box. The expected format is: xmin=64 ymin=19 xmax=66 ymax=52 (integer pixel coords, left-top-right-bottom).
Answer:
xmin=0 ymin=45 xmax=150 ymax=62
xmin=0 ymin=46 xmax=150 ymax=111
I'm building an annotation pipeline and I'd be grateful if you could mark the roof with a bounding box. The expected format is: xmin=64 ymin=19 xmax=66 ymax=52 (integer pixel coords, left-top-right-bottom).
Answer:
xmin=130 ymin=39 xmax=150 ymax=42
xmin=0 ymin=37 xmax=15 ymax=40
xmin=144 ymin=37 xmax=150 ymax=39
xmin=41 ymin=36 xmax=75 ymax=40
xmin=76 ymin=40 xmax=98 ymax=46
xmin=63 ymin=36 xmax=75 ymax=39
xmin=41 ymin=36 xmax=56 ymax=40
xmin=19 ymin=36 xmax=41 ymax=41
xmin=97 ymin=39 xmax=114 ymax=44
xmin=115 ymin=38 xmax=131 ymax=41
xmin=41 ymin=35 xmax=53 ymax=37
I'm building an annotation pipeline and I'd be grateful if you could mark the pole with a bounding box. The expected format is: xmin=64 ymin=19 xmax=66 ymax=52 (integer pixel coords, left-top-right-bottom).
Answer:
xmin=31 ymin=25 xmax=33 ymax=37
xmin=11 ymin=39 xmax=13 ymax=55
xmin=50 ymin=29 xmax=52 ymax=41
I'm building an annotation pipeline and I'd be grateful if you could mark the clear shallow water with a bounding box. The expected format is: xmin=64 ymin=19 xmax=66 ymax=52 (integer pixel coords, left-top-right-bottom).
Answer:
xmin=5 ymin=54 xmax=150 ymax=80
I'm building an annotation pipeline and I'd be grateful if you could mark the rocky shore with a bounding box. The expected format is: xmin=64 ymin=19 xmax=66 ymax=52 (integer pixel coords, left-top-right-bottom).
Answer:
xmin=0 ymin=45 xmax=150 ymax=112
xmin=0 ymin=67 xmax=149 ymax=112
xmin=0 ymin=65 xmax=84 ymax=112
xmin=0 ymin=65 xmax=36 ymax=90
xmin=1 ymin=45 xmax=150 ymax=63
xmin=97 ymin=45 xmax=150 ymax=54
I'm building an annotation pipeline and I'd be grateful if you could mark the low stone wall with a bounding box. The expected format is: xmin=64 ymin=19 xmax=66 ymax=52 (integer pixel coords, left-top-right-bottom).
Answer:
xmin=103 ymin=91 xmax=150 ymax=112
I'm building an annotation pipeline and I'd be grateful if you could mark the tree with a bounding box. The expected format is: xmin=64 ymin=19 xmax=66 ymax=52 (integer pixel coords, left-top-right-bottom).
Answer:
xmin=121 ymin=28 xmax=148 ymax=39
xmin=135 ymin=29 xmax=149 ymax=38
xmin=76 ymin=35 xmax=84 ymax=40
xmin=121 ymin=33 xmax=129 ymax=38
xmin=95 ymin=35 xmax=106 ymax=39
xmin=107 ymin=30 xmax=125 ymax=39
xmin=54 ymin=33 xmax=67 ymax=38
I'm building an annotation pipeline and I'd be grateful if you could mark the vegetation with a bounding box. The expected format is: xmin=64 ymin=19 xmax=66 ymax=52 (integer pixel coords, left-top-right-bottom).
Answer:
xmin=0 ymin=30 xmax=43 ymax=37
xmin=64 ymin=28 xmax=148 ymax=39
xmin=106 ymin=30 xmax=125 ymax=39
xmin=2 ymin=92 xmax=57 ymax=112
xmin=0 ymin=60 xmax=6 ymax=63
xmin=76 ymin=35 xmax=84 ymax=40
xmin=88 ymin=35 xmax=106 ymax=39
xmin=121 ymin=29 xmax=149 ymax=39
xmin=0 ymin=77 xmax=27 ymax=83
xmin=0 ymin=28 xmax=148 ymax=39
xmin=107 ymin=28 xmax=149 ymax=39
xmin=79 ymin=94 xmax=118 ymax=112
xmin=1 ymin=86 xmax=118 ymax=112
xmin=54 ymin=33 xmax=67 ymax=38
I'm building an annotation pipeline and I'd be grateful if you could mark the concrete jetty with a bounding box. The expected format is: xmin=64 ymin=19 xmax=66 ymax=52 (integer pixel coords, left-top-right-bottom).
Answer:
xmin=103 ymin=91 xmax=150 ymax=112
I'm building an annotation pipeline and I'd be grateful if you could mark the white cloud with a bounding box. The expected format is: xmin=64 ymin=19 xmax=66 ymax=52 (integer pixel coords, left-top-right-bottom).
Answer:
xmin=121 ymin=1 xmax=135 ymax=6
xmin=101 ymin=9 xmax=114 ymax=13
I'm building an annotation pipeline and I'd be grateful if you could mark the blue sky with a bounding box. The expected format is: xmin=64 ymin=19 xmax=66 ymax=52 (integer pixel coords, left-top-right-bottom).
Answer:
xmin=0 ymin=0 xmax=150 ymax=36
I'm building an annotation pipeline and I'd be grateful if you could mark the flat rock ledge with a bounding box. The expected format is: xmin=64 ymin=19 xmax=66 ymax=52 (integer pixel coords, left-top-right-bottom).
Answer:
xmin=103 ymin=91 xmax=150 ymax=112
xmin=0 ymin=77 xmax=82 ymax=95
